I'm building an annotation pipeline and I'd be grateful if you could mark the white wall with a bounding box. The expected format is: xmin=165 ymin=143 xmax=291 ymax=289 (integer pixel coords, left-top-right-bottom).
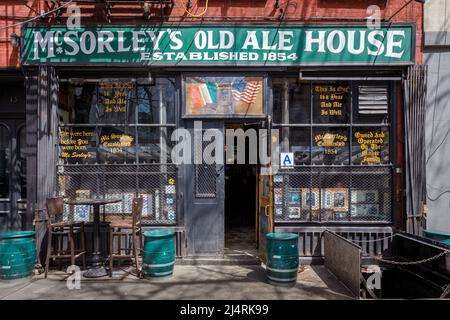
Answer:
xmin=424 ymin=0 xmax=450 ymax=233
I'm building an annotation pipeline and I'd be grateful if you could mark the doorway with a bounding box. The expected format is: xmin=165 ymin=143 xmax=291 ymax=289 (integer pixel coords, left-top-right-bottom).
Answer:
xmin=224 ymin=123 xmax=257 ymax=252
xmin=0 ymin=119 xmax=27 ymax=232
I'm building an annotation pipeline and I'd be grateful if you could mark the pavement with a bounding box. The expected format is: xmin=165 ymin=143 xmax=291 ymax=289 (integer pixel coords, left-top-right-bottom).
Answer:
xmin=0 ymin=265 xmax=353 ymax=300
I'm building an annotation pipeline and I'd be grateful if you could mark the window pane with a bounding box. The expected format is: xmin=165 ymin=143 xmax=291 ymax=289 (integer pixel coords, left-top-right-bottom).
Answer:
xmin=352 ymin=127 xmax=389 ymax=165
xmin=137 ymin=127 xmax=174 ymax=163
xmin=98 ymin=126 xmax=136 ymax=164
xmin=312 ymin=128 xmax=349 ymax=165
xmin=0 ymin=125 xmax=10 ymax=198
xmin=312 ymin=82 xmax=350 ymax=124
xmin=65 ymin=83 xmax=97 ymax=124
xmin=97 ymin=79 xmax=136 ymax=124
xmin=185 ymin=76 xmax=264 ymax=116
xmin=279 ymin=127 xmax=310 ymax=164
xmin=273 ymin=79 xmax=310 ymax=124
xmin=59 ymin=127 xmax=97 ymax=164
xmin=137 ymin=78 xmax=176 ymax=124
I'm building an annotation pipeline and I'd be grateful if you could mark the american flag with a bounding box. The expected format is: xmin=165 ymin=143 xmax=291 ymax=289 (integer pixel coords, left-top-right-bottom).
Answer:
xmin=232 ymin=80 xmax=261 ymax=104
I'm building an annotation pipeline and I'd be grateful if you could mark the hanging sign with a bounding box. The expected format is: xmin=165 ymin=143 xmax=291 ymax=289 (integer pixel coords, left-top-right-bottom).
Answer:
xmin=22 ymin=25 xmax=414 ymax=65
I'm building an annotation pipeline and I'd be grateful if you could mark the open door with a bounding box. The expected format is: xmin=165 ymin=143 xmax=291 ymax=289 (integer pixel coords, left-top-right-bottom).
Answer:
xmin=256 ymin=117 xmax=274 ymax=263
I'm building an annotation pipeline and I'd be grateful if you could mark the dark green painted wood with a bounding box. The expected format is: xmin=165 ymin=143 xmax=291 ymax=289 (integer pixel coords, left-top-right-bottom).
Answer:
xmin=265 ymin=232 xmax=299 ymax=287
xmin=424 ymin=230 xmax=450 ymax=245
xmin=0 ymin=231 xmax=36 ymax=280
xmin=142 ymin=230 xmax=175 ymax=279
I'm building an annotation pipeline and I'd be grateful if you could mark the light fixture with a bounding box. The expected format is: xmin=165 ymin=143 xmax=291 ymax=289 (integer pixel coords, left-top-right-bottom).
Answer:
xmin=9 ymin=33 xmax=19 ymax=48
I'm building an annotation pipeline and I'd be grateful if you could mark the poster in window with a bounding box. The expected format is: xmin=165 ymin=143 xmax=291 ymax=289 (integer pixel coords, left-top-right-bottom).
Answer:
xmin=274 ymin=188 xmax=283 ymax=205
xmin=351 ymin=204 xmax=379 ymax=217
xmin=75 ymin=205 xmax=90 ymax=222
xmin=332 ymin=188 xmax=349 ymax=212
xmin=288 ymin=189 xmax=301 ymax=205
xmin=351 ymin=190 xmax=379 ymax=203
xmin=302 ymin=189 xmax=319 ymax=210
xmin=321 ymin=190 xmax=333 ymax=209
xmin=288 ymin=207 xmax=301 ymax=218
xmin=275 ymin=207 xmax=283 ymax=216
xmin=185 ymin=76 xmax=264 ymax=117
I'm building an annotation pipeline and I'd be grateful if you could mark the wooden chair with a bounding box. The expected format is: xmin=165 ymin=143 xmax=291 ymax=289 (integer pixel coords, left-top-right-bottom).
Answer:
xmin=108 ymin=197 xmax=143 ymax=277
xmin=44 ymin=197 xmax=86 ymax=278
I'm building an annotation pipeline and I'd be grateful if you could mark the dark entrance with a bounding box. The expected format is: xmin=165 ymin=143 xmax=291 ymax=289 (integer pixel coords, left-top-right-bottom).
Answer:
xmin=224 ymin=123 xmax=257 ymax=252
xmin=0 ymin=81 xmax=27 ymax=232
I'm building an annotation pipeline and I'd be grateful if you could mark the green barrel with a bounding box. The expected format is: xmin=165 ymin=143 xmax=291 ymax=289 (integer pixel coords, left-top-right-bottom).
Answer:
xmin=142 ymin=230 xmax=175 ymax=279
xmin=265 ymin=232 xmax=299 ymax=287
xmin=0 ymin=231 xmax=36 ymax=280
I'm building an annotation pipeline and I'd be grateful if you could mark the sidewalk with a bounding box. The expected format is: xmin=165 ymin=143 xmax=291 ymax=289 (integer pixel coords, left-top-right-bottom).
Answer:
xmin=0 ymin=265 xmax=352 ymax=300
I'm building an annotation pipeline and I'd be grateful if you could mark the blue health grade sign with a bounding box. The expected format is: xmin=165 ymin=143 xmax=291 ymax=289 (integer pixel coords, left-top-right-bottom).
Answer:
xmin=21 ymin=25 xmax=414 ymax=66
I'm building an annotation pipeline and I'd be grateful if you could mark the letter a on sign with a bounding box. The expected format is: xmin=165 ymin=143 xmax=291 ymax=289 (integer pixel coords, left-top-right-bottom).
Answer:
xmin=280 ymin=152 xmax=294 ymax=167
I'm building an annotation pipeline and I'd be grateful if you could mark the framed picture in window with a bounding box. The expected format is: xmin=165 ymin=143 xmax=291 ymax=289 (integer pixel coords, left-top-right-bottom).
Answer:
xmin=302 ymin=188 xmax=319 ymax=210
xmin=351 ymin=190 xmax=379 ymax=203
xmin=288 ymin=189 xmax=301 ymax=206
xmin=275 ymin=207 xmax=283 ymax=216
xmin=274 ymin=188 xmax=283 ymax=205
xmin=351 ymin=204 xmax=379 ymax=217
xmin=321 ymin=189 xmax=334 ymax=209
xmin=288 ymin=207 xmax=301 ymax=219
xmin=332 ymin=188 xmax=349 ymax=212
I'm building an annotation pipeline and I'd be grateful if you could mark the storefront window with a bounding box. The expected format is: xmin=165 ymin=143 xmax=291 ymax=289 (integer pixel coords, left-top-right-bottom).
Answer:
xmin=273 ymin=78 xmax=393 ymax=224
xmin=57 ymin=78 xmax=177 ymax=225
xmin=352 ymin=127 xmax=389 ymax=165
xmin=137 ymin=80 xmax=176 ymax=125
xmin=312 ymin=83 xmax=350 ymax=124
xmin=279 ymin=127 xmax=310 ymax=165
xmin=273 ymin=79 xmax=310 ymax=124
xmin=58 ymin=78 xmax=175 ymax=164
xmin=312 ymin=127 xmax=349 ymax=165
xmin=184 ymin=76 xmax=264 ymax=117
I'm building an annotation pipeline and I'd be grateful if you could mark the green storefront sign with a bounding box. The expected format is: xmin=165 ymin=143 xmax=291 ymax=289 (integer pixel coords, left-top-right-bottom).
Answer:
xmin=22 ymin=25 xmax=414 ymax=65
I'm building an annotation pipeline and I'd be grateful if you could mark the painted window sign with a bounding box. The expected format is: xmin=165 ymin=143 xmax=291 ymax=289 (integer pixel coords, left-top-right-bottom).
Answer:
xmin=185 ymin=76 xmax=264 ymax=116
xmin=22 ymin=26 xmax=413 ymax=65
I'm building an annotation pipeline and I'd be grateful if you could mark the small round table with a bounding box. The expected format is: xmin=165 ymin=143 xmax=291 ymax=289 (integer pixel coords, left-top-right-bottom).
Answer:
xmin=65 ymin=198 xmax=122 ymax=278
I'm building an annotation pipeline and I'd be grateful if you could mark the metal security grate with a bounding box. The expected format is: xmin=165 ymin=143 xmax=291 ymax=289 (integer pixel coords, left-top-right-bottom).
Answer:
xmin=273 ymin=166 xmax=392 ymax=223
xmin=195 ymin=164 xmax=217 ymax=198
xmin=56 ymin=164 xmax=177 ymax=225
xmin=194 ymin=138 xmax=217 ymax=198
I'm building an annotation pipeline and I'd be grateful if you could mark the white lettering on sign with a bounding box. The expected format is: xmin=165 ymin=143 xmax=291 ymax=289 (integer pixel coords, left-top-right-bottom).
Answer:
xmin=28 ymin=28 xmax=409 ymax=63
